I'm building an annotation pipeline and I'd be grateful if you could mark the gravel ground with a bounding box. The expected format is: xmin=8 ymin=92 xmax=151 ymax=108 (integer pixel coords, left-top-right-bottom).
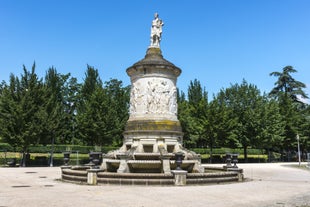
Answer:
xmin=0 ymin=163 xmax=309 ymax=207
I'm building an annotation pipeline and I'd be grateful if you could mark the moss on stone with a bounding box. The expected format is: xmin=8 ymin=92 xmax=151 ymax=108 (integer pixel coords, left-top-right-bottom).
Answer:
xmin=125 ymin=120 xmax=182 ymax=132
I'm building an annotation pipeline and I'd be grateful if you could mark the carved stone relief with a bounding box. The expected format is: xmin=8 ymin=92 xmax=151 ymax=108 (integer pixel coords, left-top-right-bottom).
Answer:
xmin=129 ymin=78 xmax=178 ymax=116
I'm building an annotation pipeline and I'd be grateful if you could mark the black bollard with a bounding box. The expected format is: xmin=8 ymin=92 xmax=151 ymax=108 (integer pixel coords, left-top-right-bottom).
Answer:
xmin=225 ymin=153 xmax=232 ymax=168
xmin=175 ymin=152 xmax=184 ymax=170
xmin=232 ymin=154 xmax=239 ymax=168
xmin=63 ymin=152 xmax=71 ymax=166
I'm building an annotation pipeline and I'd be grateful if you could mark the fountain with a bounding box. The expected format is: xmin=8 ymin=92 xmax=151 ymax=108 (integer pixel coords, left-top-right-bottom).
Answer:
xmin=61 ymin=13 xmax=243 ymax=185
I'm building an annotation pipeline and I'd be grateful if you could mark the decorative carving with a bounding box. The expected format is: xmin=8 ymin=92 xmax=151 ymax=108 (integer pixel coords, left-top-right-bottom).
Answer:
xmin=130 ymin=78 xmax=178 ymax=116
xmin=169 ymin=86 xmax=178 ymax=115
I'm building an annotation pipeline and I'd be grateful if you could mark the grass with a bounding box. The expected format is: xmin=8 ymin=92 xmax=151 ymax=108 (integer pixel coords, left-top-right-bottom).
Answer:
xmin=0 ymin=152 xmax=91 ymax=167
xmin=200 ymin=154 xmax=268 ymax=159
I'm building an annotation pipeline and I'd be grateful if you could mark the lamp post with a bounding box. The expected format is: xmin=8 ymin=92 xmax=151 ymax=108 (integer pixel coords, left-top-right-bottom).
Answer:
xmin=50 ymin=132 xmax=55 ymax=167
xmin=297 ymin=134 xmax=301 ymax=167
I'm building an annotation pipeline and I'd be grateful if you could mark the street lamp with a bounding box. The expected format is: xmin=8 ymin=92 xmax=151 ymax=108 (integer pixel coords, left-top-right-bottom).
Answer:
xmin=297 ymin=134 xmax=301 ymax=167
xmin=50 ymin=131 xmax=55 ymax=167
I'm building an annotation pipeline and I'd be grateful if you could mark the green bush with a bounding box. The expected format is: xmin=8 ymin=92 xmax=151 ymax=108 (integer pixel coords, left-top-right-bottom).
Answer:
xmin=190 ymin=147 xmax=265 ymax=155
xmin=200 ymin=154 xmax=268 ymax=164
xmin=0 ymin=143 xmax=13 ymax=151
xmin=28 ymin=145 xmax=119 ymax=154
xmin=0 ymin=153 xmax=92 ymax=167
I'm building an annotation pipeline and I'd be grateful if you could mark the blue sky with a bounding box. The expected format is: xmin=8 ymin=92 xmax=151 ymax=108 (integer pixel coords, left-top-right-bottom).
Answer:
xmin=1 ymin=0 xmax=309 ymax=102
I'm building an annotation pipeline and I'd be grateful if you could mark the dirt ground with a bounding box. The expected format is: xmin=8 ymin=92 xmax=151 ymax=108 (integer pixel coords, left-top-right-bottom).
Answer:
xmin=0 ymin=163 xmax=310 ymax=207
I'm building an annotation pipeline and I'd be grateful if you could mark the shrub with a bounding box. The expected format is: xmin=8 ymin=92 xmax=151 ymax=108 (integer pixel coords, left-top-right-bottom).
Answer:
xmin=190 ymin=147 xmax=266 ymax=155
xmin=0 ymin=143 xmax=13 ymax=151
xmin=27 ymin=145 xmax=119 ymax=154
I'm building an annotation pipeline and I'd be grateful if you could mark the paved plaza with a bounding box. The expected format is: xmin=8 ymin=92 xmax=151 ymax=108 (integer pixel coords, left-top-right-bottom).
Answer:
xmin=0 ymin=163 xmax=310 ymax=207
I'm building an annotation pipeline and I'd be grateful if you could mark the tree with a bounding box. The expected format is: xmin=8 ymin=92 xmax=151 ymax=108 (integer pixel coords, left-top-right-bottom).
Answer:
xmin=299 ymin=104 xmax=310 ymax=157
xmin=0 ymin=63 xmax=45 ymax=166
xmin=77 ymin=87 xmax=111 ymax=146
xmin=40 ymin=68 xmax=70 ymax=145
xmin=39 ymin=67 xmax=70 ymax=165
xmin=186 ymin=79 xmax=208 ymax=148
xmin=77 ymin=66 xmax=103 ymax=146
xmin=218 ymin=80 xmax=264 ymax=162
xmin=269 ymin=66 xmax=309 ymax=154
xmin=80 ymin=65 xmax=102 ymax=102
xmin=255 ymin=96 xmax=284 ymax=157
xmin=103 ymin=79 xmax=130 ymax=146
xmin=61 ymin=77 xmax=81 ymax=144
xmin=207 ymin=95 xmax=235 ymax=157
xmin=76 ymin=65 xmax=130 ymax=147
xmin=77 ymin=79 xmax=129 ymax=146
xmin=177 ymin=90 xmax=193 ymax=147
xmin=269 ymin=65 xmax=308 ymax=103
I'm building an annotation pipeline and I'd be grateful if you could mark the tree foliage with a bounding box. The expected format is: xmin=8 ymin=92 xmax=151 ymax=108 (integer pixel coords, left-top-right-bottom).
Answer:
xmin=0 ymin=64 xmax=130 ymax=156
xmin=269 ymin=65 xmax=308 ymax=103
xmin=269 ymin=66 xmax=309 ymax=151
xmin=0 ymin=63 xmax=309 ymax=164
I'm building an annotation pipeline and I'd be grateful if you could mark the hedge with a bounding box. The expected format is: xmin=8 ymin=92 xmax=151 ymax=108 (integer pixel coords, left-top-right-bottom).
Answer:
xmin=0 ymin=143 xmax=119 ymax=154
xmin=200 ymin=154 xmax=268 ymax=163
xmin=0 ymin=143 xmax=14 ymax=152
xmin=0 ymin=152 xmax=92 ymax=167
xmin=190 ymin=148 xmax=266 ymax=155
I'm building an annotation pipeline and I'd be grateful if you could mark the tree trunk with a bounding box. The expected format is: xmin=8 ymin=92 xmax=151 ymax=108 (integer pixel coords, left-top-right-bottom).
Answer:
xmin=210 ymin=146 xmax=213 ymax=164
xmin=243 ymin=146 xmax=248 ymax=163
xmin=21 ymin=152 xmax=26 ymax=167
xmin=209 ymin=137 xmax=213 ymax=164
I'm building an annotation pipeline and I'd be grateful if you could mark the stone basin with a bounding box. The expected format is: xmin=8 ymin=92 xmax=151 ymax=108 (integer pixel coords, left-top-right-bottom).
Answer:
xmin=170 ymin=160 xmax=196 ymax=172
xmin=127 ymin=160 xmax=162 ymax=173
xmin=133 ymin=153 xmax=161 ymax=160
xmin=105 ymin=160 xmax=120 ymax=172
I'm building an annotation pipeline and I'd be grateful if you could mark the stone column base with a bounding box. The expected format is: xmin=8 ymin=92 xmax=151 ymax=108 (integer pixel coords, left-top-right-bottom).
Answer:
xmin=87 ymin=169 xmax=102 ymax=185
xmin=171 ymin=170 xmax=187 ymax=186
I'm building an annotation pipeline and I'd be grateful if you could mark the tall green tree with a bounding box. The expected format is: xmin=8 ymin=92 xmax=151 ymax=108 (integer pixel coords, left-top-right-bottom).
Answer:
xmin=77 ymin=79 xmax=129 ymax=146
xmin=77 ymin=66 xmax=103 ymax=146
xmin=77 ymin=87 xmax=112 ymax=146
xmin=40 ymin=68 xmax=68 ymax=145
xmin=103 ymin=79 xmax=130 ymax=146
xmin=61 ymin=77 xmax=81 ymax=144
xmin=207 ymin=95 xmax=235 ymax=153
xmin=269 ymin=65 xmax=308 ymax=103
xmin=80 ymin=65 xmax=102 ymax=102
xmin=299 ymin=105 xmax=310 ymax=156
xmin=0 ymin=63 xmax=45 ymax=166
xmin=269 ymin=66 xmax=309 ymax=153
xmin=218 ymin=80 xmax=264 ymax=161
xmin=186 ymin=79 xmax=208 ymax=148
xmin=256 ymin=96 xmax=284 ymax=154
xmin=77 ymin=66 xmax=130 ymax=147
xmin=177 ymin=90 xmax=193 ymax=147
xmin=40 ymin=67 xmax=71 ymax=165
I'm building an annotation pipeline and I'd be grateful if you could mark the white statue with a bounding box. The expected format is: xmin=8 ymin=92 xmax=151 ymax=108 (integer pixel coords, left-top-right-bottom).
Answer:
xmin=150 ymin=13 xmax=164 ymax=48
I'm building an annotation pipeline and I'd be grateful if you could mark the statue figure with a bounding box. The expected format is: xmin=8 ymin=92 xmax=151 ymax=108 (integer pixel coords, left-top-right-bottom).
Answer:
xmin=150 ymin=13 xmax=164 ymax=48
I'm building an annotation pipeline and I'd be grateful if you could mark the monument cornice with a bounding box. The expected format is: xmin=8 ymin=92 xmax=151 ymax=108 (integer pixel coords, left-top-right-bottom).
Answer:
xmin=126 ymin=48 xmax=182 ymax=77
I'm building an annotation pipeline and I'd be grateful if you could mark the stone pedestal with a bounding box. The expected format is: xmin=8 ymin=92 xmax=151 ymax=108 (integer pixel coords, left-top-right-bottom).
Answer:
xmin=226 ymin=167 xmax=244 ymax=182
xmin=161 ymin=155 xmax=171 ymax=174
xmin=171 ymin=170 xmax=187 ymax=186
xmin=117 ymin=154 xmax=130 ymax=173
xmin=87 ymin=169 xmax=102 ymax=185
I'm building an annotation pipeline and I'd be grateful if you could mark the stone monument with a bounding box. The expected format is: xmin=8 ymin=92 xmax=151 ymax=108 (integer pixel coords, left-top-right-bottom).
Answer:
xmin=61 ymin=14 xmax=243 ymax=185
xmin=100 ymin=12 xmax=203 ymax=175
